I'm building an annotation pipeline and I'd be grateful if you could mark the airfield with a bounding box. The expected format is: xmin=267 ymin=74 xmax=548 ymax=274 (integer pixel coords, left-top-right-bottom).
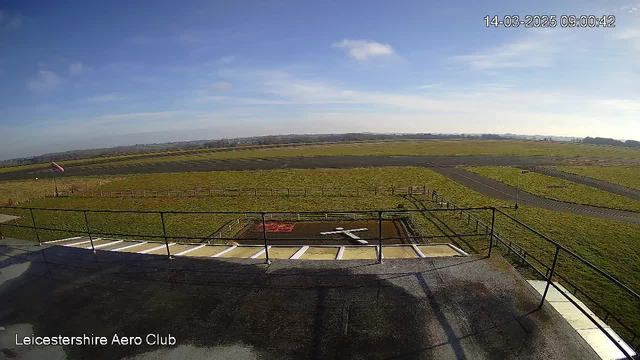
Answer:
xmin=1 ymin=139 xmax=639 ymax=359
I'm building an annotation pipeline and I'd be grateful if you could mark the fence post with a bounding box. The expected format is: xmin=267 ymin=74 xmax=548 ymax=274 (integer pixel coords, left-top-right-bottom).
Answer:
xmin=539 ymin=246 xmax=561 ymax=309
xmin=160 ymin=212 xmax=172 ymax=260
xmin=30 ymin=208 xmax=41 ymax=246
xmin=261 ymin=213 xmax=270 ymax=264
xmin=488 ymin=207 xmax=496 ymax=257
xmin=378 ymin=211 xmax=383 ymax=264
xmin=83 ymin=210 xmax=95 ymax=253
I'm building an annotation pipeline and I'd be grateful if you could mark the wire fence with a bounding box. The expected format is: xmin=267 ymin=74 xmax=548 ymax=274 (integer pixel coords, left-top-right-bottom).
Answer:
xmin=55 ymin=185 xmax=429 ymax=198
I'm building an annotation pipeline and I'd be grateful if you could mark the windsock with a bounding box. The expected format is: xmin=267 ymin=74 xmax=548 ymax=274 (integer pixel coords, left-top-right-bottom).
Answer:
xmin=51 ymin=162 xmax=65 ymax=173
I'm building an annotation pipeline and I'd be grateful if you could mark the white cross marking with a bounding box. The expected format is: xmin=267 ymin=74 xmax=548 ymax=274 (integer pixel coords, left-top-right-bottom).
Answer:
xmin=320 ymin=227 xmax=369 ymax=244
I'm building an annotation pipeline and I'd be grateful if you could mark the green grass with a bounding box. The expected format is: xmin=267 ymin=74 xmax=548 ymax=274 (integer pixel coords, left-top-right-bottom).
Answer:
xmin=1 ymin=166 xmax=638 ymax=341
xmin=557 ymin=166 xmax=640 ymax=191
xmin=465 ymin=166 xmax=640 ymax=212
xmin=73 ymin=139 xmax=640 ymax=170
xmin=0 ymin=176 xmax=122 ymax=206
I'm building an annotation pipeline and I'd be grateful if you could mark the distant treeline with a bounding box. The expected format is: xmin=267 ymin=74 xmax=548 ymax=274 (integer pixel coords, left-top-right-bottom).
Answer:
xmin=581 ymin=137 xmax=640 ymax=148
xmin=0 ymin=132 xmax=558 ymax=167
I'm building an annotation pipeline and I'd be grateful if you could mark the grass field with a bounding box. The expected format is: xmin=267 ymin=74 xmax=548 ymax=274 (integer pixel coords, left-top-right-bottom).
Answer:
xmin=1 ymin=166 xmax=638 ymax=341
xmin=465 ymin=166 xmax=640 ymax=212
xmin=0 ymin=176 xmax=121 ymax=206
xmin=557 ymin=166 xmax=640 ymax=191
xmin=59 ymin=139 xmax=640 ymax=170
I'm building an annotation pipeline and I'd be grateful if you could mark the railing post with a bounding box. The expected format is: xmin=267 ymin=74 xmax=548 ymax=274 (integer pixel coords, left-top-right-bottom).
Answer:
xmin=29 ymin=208 xmax=42 ymax=246
xmin=83 ymin=210 xmax=95 ymax=253
xmin=489 ymin=207 xmax=496 ymax=257
xmin=539 ymin=246 xmax=561 ymax=309
xmin=160 ymin=212 xmax=172 ymax=260
xmin=378 ymin=211 xmax=383 ymax=264
xmin=262 ymin=213 xmax=270 ymax=264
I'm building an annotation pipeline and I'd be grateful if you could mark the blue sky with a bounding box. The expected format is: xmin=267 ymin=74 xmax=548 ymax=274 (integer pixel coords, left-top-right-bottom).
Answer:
xmin=1 ymin=0 xmax=639 ymax=159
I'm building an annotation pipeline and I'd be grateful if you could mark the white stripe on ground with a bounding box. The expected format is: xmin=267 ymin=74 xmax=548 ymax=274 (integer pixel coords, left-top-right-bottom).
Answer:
xmin=139 ymin=244 xmax=173 ymax=254
xmin=112 ymin=242 xmax=147 ymax=252
xmin=212 ymin=245 xmax=237 ymax=257
xmin=87 ymin=240 xmax=123 ymax=249
xmin=412 ymin=244 xmax=426 ymax=258
xmin=290 ymin=246 xmax=309 ymax=259
xmin=175 ymin=244 xmax=206 ymax=256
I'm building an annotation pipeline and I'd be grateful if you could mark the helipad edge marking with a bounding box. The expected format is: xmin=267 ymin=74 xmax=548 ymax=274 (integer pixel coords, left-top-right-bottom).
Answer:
xmin=447 ymin=244 xmax=469 ymax=256
xmin=175 ymin=244 xmax=206 ymax=256
xmin=412 ymin=244 xmax=426 ymax=258
xmin=290 ymin=246 xmax=309 ymax=259
xmin=112 ymin=242 xmax=147 ymax=252
xmin=65 ymin=238 xmax=101 ymax=247
xmin=336 ymin=246 xmax=345 ymax=260
xmin=250 ymin=246 xmax=270 ymax=259
xmin=44 ymin=236 xmax=82 ymax=244
xmin=87 ymin=240 xmax=123 ymax=249
xmin=212 ymin=245 xmax=237 ymax=257
xmin=139 ymin=244 xmax=173 ymax=254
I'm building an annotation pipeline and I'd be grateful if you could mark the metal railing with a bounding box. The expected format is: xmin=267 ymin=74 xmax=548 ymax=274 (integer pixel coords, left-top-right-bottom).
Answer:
xmin=0 ymin=202 xmax=638 ymax=358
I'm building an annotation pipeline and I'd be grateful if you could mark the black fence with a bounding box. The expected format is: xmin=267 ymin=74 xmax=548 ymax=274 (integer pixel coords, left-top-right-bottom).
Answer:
xmin=0 ymin=203 xmax=638 ymax=358
xmin=55 ymin=185 xmax=429 ymax=198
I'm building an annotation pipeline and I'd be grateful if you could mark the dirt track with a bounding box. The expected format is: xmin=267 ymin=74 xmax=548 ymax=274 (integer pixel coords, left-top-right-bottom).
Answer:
xmin=431 ymin=167 xmax=640 ymax=224
xmin=0 ymin=155 xmax=589 ymax=181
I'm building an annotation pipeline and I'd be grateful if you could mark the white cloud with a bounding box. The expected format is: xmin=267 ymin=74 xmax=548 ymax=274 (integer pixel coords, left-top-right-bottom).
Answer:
xmin=598 ymin=99 xmax=640 ymax=111
xmin=27 ymin=71 xmax=64 ymax=93
xmin=417 ymin=83 xmax=443 ymax=90
xmin=451 ymin=34 xmax=561 ymax=70
xmin=332 ymin=39 xmax=396 ymax=61
xmin=85 ymin=93 xmax=129 ymax=103
xmin=69 ymin=62 xmax=89 ymax=75
xmin=614 ymin=29 xmax=640 ymax=40
xmin=215 ymin=56 xmax=235 ymax=65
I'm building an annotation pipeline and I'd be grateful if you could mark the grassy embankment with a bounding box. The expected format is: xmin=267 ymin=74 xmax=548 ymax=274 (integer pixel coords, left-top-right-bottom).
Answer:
xmin=465 ymin=166 xmax=640 ymax=212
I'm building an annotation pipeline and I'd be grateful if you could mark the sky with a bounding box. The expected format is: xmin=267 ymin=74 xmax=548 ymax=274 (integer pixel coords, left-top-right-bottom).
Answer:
xmin=1 ymin=0 xmax=639 ymax=160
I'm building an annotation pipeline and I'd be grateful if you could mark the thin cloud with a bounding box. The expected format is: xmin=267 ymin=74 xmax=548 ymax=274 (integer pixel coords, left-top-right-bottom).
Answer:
xmin=69 ymin=62 xmax=90 ymax=75
xmin=451 ymin=35 xmax=560 ymax=70
xmin=212 ymin=82 xmax=232 ymax=91
xmin=417 ymin=83 xmax=443 ymax=90
xmin=27 ymin=71 xmax=64 ymax=93
xmin=332 ymin=39 xmax=396 ymax=61
xmin=85 ymin=93 xmax=129 ymax=103
xmin=0 ymin=10 xmax=24 ymax=30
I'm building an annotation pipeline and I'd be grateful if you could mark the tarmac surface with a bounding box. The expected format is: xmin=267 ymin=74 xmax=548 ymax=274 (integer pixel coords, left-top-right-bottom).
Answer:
xmin=0 ymin=238 xmax=599 ymax=360
xmin=0 ymin=155 xmax=606 ymax=181
xmin=431 ymin=166 xmax=640 ymax=224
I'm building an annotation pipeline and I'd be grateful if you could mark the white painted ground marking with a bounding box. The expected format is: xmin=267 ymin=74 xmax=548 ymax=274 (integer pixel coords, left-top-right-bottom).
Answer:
xmin=320 ymin=227 xmax=369 ymax=244
xmin=112 ymin=242 xmax=147 ymax=252
xmin=175 ymin=244 xmax=206 ymax=256
xmin=87 ymin=240 xmax=123 ymax=249
xmin=377 ymin=246 xmax=385 ymax=259
xmin=336 ymin=246 xmax=345 ymax=260
xmin=250 ymin=246 xmax=270 ymax=259
xmin=527 ymin=280 xmax=636 ymax=359
xmin=44 ymin=236 xmax=82 ymax=244
xmin=139 ymin=244 xmax=173 ymax=254
xmin=447 ymin=244 xmax=469 ymax=256
xmin=212 ymin=245 xmax=237 ymax=257
xmin=412 ymin=244 xmax=426 ymax=258
xmin=290 ymin=246 xmax=309 ymax=259
xmin=65 ymin=238 xmax=101 ymax=247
